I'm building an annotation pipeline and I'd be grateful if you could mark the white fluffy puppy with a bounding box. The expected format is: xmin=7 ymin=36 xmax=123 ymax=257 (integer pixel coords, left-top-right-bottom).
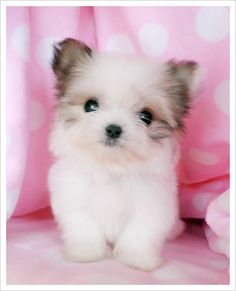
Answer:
xmin=48 ymin=38 xmax=198 ymax=271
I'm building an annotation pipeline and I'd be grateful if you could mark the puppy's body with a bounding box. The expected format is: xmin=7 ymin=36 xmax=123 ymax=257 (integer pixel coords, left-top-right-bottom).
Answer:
xmin=48 ymin=39 xmax=198 ymax=271
xmin=49 ymin=137 xmax=178 ymax=270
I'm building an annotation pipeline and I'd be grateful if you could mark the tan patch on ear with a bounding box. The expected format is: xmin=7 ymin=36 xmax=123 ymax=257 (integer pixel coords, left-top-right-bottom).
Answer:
xmin=162 ymin=59 xmax=199 ymax=129
xmin=167 ymin=60 xmax=198 ymax=91
xmin=52 ymin=38 xmax=93 ymax=97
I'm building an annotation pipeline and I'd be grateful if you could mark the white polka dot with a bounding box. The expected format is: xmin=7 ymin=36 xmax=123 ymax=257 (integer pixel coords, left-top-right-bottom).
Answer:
xmin=201 ymin=181 xmax=224 ymax=191
xmin=217 ymin=238 xmax=229 ymax=256
xmin=37 ymin=36 xmax=60 ymax=68
xmin=7 ymin=189 xmax=20 ymax=220
xmin=29 ymin=100 xmax=46 ymax=131
xmin=196 ymin=7 xmax=229 ymax=43
xmin=106 ymin=34 xmax=134 ymax=54
xmin=153 ymin=261 xmax=210 ymax=282
xmin=214 ymin=80 xmax=229 ymax=115
xmin=192 ymin=192 xmax=214 ymax=211
xmin=11 ymin=24 xmax=29 ymax=60
xmin=138 ymin=23 xmax=168 ymax=57
xmin=209 ymin=258 xmax=229 ymax=270
xmin=188 ymin=148 xmax=219 ymax=165
xmin=153 ymin=263 xmax=183 ymax=280
xmin=84 ymin=274 xmax=133 ymax=284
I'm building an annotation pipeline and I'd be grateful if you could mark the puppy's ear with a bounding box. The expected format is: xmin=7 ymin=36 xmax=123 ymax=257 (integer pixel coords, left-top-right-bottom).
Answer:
xmin=164 ymin=60 xmax=200 ymax=129
xmin=167 ymin=60 xmax=200 ymax=95
xmin=52 ymin=38 xmax=93 ymax=96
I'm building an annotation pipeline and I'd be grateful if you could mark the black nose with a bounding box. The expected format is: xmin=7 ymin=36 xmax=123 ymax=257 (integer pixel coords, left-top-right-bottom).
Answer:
xmin=106 ymin=124 xmax=122 ymax=139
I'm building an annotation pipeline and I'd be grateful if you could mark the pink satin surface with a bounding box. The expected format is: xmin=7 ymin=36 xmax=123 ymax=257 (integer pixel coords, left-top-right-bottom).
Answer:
xmin=7 ymin=209 xmax=229 ymax=285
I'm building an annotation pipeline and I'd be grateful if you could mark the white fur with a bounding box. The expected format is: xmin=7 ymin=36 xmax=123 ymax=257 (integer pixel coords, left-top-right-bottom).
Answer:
xmin=48 ymin=52 xmax=184 ymax=271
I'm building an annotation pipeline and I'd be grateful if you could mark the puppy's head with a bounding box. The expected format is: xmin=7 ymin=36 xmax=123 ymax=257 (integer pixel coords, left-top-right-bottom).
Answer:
xmin=50 ymin=38 xmax=199 ymax=165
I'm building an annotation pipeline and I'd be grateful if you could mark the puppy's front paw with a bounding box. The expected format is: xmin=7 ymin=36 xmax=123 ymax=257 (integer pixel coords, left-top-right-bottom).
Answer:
xmin=113 ymin=244 xmax=164 ymax=271
xmin=63 ymin=241 xmax=110 ymax=263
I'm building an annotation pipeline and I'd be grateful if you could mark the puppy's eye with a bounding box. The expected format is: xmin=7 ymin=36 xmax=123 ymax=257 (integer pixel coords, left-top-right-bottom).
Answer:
xmin=84 ymin=98 xmax=99 ymax=112
xmin=138 ymin=110 xmax=152 ymax=125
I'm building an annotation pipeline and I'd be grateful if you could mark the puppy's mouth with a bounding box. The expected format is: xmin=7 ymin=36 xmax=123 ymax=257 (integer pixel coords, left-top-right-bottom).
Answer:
xmin=104 ymin=138 xmax=120 ymax=147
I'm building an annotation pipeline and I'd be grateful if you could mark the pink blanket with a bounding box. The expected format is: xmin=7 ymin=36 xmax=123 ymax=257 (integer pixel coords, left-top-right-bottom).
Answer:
xmin=7 ymin=209 xmax=229 ymax=285
xmin=6 ymin=6 xmax=230 ymax=285
xmin=205 ymin=189 xmax=230 ymax=258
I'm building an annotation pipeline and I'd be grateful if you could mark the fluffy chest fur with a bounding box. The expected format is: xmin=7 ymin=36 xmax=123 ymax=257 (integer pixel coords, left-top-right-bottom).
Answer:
xmin=49 ymin=143 xmax=178 ymax=245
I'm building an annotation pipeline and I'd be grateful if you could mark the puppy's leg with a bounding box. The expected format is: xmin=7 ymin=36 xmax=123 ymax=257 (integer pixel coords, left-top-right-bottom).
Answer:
xmin=59 ymin=212 xmax=109 ymax=263
xmin=113 ymin=217 xmax=170 ymax=271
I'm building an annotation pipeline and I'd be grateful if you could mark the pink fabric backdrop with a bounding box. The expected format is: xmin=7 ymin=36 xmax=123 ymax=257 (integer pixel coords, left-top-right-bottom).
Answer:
xmin=6 ymin=6 xmax=230 ymax=285
xmin=7 ymin=6 xmax=229 ymax=219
